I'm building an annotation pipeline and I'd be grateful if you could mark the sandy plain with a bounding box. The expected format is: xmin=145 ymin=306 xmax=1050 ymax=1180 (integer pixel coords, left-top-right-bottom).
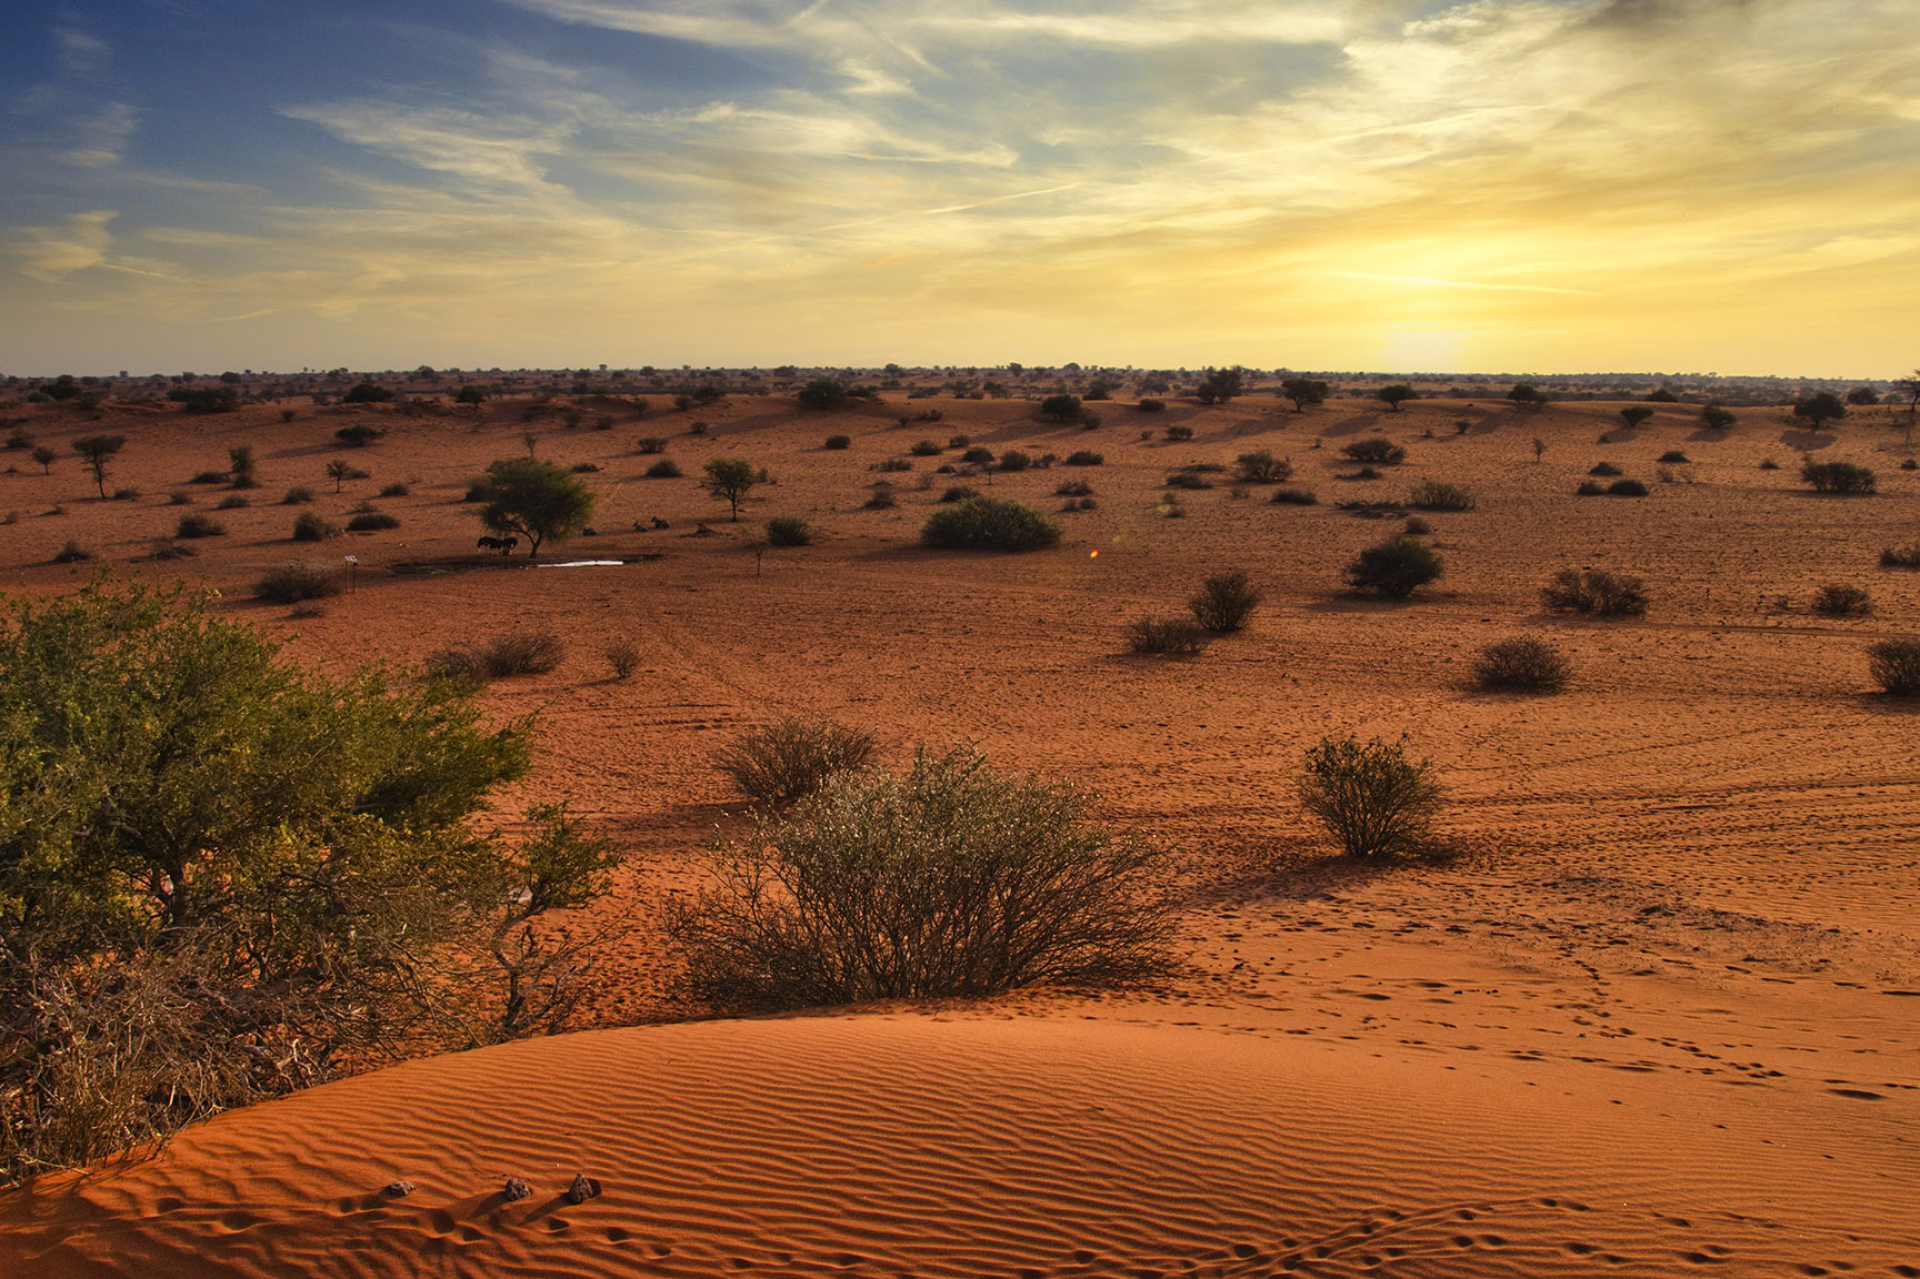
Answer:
xmin=0 ymin=386 xmax=1916 ymax=1277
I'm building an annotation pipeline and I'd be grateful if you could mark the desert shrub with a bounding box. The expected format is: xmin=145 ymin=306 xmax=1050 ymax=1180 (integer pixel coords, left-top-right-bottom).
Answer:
xmin=1346 ymin=465 xmax=1382 ymax=480
xmin=1126 ymin=616 xmax=1205 ymax=655
xmin=1473 ymin=636 xmax=1571 ymax=692
xmin=910 ymin=439 xmax=942 ymax=456
xmin=1345 ymin=536 xmax=1443 ymax=598
xmin=483 ymin=632 xmax=565 ymax=676
xmin=1589 ymin=461 xmax=1624 ymax=476
xmin=174 ymin=513 xmax=224 ymax=539
xmin=1341 ymin=438 xmax=1407 ymax=465
xmin=1879 ymin=544 xmax=1920 ymax=568
xmin=947 ymin=435 xmax=971 ymax=448
xmin=1065 ymin=450 xmax=1104 ymax=466
xmin=1407 ymin=480 xmax=1474 ymax=511
xmin=874 ymin=458 xmax=913 ymax=473
xmin=604 ymin=638 xmax=640 ymax=680
xmin=1541 ymin=568 xmax=1648 ymax=616
xmin=0 ymin=586 xmax=600 ymax=1184
xmin=345 ymin=512 xmax=400 ymax=532
xmin=1164 ymin=424 xmax=1193 ymax=441
xmin=167 ymin=492 xmax=193 ymax=506
xmin=379 ymin=482 xmax=410 ymax=498
xmin=766 ymin=515 xmax=812 ymax=547
xmin=715 ymin=716 xmax=877 ymax=805
xmin=333 ymin=424 xmax=384 ymax=448
xmin=1812 ymin=583 xmax=1872 ymax=616
xmin=1189 ymin=570 xmax=1263 ymax=633
xmin=1658 ymin=450 xmax=1690 ymax=464
xmin=1270 ymin=486 xmax=1318 ymax=505
xmin=1575 ymin=480 xmax=1607 ymax=495
xmin=1867 ymin=638 xmax=1920 ymax=695
xmin=189 ymin=470 xmax=227 ymax=485
xmin=1904 ymin=459 xmax=1919 ymax=471
xmin=1164 ymin=470 xmax=1213 ymax=490
xmin=997 ymin=450 xmax=1032 ymax=473
xmin=432 ymin=632 xmax=566 ymax=681
xmin=253 ymin=561 xmax=344 ymax=603
xmin=1801 ymin=459 xmax=1876 ymax=494
xmin=1607 ymin=479 xmax=1650 ymax=496
xmin=291 ymin=512 xmax=340 ymax=541
xmin=921 ymin=498 xmax=1061 ymax=551
xmin=644 ymin=458 xmax=683 ymax=479
xmin=51 ymin=541 xmax=92 ymax=564
xmin=570 ymin=462 xmax=600 ymax=474
xmin=863 ymin=488 xmax=897 ymax=510
xmin=1039 ymin=393 xmax=1083 ymax=423
xmin=215 ymin=494 xmax=251 ymax=510
xmin=637 ymin=436 xmax=669 ymax=454
xmin=1404 ymin=515 xmax=1432 ymax=535
xmin=961 ymin=446 xmax=995 ymax=465
xmin=1137 ymin=398 xmax=1166 ymax=412
xmin=671 ymin=746 xmax=1172 ymax=1009
xmin=939 ymin=485 xmax=979 ymax=503
xmin=462 ymin=478 xmax=493 ymax=502
xmin=1054 ymin=479 xmax=1094 ymax=497
xmin=1759 ymin=458 xmax=1781 ymax=470
xmin=112 ymin=488 xmax=141 ymax=502
xmin=1233 ymin=450 xmax=1292 ymax=483
xmin=1298 ymin=736 xmax=1444 ymax=859
xmin=822 ymin=434 xmax=851 ymax=450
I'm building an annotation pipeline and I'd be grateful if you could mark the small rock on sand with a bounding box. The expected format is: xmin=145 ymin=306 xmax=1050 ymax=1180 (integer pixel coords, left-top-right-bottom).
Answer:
xmin=503 ymin=1177 xmax=532 ymax=1202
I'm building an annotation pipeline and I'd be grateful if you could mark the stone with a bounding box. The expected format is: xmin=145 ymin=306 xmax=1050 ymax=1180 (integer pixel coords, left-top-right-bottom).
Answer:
xmin=567 ymin=1173 xmax=599 ymax=1205
xmin=503 ymin=1177 xmax=532 ymax=1202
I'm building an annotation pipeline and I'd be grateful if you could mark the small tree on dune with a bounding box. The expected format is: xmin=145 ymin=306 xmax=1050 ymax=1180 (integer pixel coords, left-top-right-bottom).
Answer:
xmin=72 ymin=434 xmax=126 ymax=498
xmin=1618 ymin=405 xmax=1654 ymax=431
xmin=1376 ymin=384 xmax=1417 ymax=413
xmin=1280 ymin=377 xmax=1329 ymax=412
xmin=702 ymin=457 xmax=759 ymax=521
xmin=479 ymin=456 xmax=596 ymax=558
xmin=1195 ymin=367 xmax=1245 ymax=405
xmin=1792 ymin=392 xmax=1847 ymax=433
xmin=30 ymin=446 xmax=56 ymax=475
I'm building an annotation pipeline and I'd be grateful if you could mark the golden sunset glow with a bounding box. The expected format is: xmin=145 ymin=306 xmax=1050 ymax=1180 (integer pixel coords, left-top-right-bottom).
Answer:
xmin=5 ymin=0 xmax=1918 ymax=374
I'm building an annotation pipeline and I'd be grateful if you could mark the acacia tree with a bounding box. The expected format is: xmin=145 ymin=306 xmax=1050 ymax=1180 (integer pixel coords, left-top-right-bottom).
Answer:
xmin=1376 ymin=384 xmax=1417 ymax=413
xmin=1195 ymin=367 xmax=1245 ymax=405
xmin=1280 ymin=377 xmax=1329 ymax=412
xmin=1893 ymin=372 xmax=1920 ymax=443
xmin=479 ymin=456 xmax=596 ymax=558
xmin=1792 ymin=392 xmax=1847 ymax=433
xmin=72 ymin=434 xmax=125 ymax=497
xmin=702 ymin=457 xmax=758 ymax=520
xmin=1619 ymin=405 xmax=1655 ymax=430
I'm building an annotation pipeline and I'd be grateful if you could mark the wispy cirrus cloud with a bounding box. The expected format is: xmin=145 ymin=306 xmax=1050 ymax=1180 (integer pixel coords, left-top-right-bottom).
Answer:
xmin=3 ymin=0 xmax=1918 ymax=374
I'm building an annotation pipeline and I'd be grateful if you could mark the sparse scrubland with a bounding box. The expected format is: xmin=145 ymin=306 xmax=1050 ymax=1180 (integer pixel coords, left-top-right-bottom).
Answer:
xmin=3 ymin=373 xmax=1920 ymax=1275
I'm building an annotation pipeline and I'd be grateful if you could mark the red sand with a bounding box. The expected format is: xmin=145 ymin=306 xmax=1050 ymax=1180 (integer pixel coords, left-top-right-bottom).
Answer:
xmin=2 ymin=389 xmax=1917 ymax=1275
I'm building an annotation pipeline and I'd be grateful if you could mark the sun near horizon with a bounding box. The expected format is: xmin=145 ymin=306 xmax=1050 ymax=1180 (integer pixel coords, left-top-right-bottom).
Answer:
xmin=3 ymin=0 xmax=1916 ymax=378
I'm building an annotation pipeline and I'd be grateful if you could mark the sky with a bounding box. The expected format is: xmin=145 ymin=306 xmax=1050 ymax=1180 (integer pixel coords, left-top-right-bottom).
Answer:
xmin=2 ymin=0 xmax=1917 ymax=377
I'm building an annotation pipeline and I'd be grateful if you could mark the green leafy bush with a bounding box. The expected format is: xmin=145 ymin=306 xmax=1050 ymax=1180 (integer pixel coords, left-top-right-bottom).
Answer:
xmin=921 ymin=498 xmax=1062 ymax=551
xmin=0 ymin=585 xmax=569 ymax=1183
xmin=1299 ymin=736 xmax=1444 ymax=859
xmin=672 ymin=746 xmax=1172 ymax=1009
